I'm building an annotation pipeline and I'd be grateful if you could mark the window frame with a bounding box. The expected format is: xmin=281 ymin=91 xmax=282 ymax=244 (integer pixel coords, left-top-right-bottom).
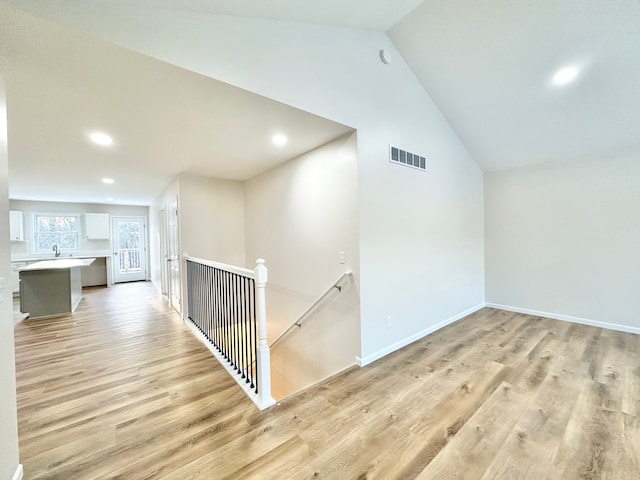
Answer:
xmin=32 ymin=212 xmax=81 ymax=254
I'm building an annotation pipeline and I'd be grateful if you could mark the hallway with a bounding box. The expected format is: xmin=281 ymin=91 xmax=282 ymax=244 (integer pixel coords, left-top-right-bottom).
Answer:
xmin=14 ymin=282 xmax=640 ymax=479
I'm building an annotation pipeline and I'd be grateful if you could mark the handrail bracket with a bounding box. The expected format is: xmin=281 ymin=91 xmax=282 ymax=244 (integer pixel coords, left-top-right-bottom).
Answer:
xmin=270 ymin=270 xmax=352 ymax=349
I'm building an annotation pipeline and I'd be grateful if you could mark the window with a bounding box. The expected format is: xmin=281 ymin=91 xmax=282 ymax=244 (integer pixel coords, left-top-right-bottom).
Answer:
xmin=33 ymin=214 xmax=79 ymax=252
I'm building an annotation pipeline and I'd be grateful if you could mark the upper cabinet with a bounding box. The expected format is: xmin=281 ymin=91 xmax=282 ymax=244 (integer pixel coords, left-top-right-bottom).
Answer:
xmin=85 ymin=213 xmax=110 ymax=239
xmin=9 ymin=210 xmax=24 ymax=241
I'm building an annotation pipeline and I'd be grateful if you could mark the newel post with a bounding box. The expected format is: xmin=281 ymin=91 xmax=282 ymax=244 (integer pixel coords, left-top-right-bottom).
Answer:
xmin=255 ymin=259 xmax=275 ymax=408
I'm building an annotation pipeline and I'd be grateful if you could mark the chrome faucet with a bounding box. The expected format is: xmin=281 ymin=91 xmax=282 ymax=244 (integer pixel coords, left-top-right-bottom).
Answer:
xmin=53 ymin=244 xmax=61 ymax=257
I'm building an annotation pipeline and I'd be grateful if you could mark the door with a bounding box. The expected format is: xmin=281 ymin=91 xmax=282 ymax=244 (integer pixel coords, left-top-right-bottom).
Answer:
xmin=111 ymin=216 xmax=147 ymax=283
xmin=159 ymin=207 xmax=169 ymax=297
xmin=167 ymin=199 xmax=181 ymax=313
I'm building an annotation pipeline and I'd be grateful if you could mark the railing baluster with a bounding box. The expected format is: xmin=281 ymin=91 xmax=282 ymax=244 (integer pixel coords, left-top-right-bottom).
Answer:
xmin=213 ymin=267 xmax=218 ymax=350
xmin=228 ymin=271 xmax=231 ymax=360
xmin=222 ymin=269 xmax=227 ymax=359
xmin=234 ymin=273 xmax=240 ymax=373
xmin=208 ymin=264 xmax=213 ymax=340
xmin=184 ymin=256 xmax=273 ymax=409
xmin=233 ymin=272 xmax=237 ymax=371
xmin=242 ymin=276 xmax=247 ymax=381
xmin=216 ymin=268 xmax=221 ymax=352
xmin=250 ymin=278 xmax=256 ymax=390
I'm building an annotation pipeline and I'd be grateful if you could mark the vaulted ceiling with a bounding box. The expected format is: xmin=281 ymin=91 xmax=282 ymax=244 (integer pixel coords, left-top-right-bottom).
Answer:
xmin=388 ymin=0 xmax=640 ymax=172
xmin=3 ymin=0 xmax=639 ymax=204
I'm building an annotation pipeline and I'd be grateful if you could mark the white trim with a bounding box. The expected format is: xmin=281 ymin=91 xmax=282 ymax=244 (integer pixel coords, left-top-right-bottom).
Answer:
xmin=485 ymin=303 xmax=640 ymax=335
xmin=183 ymin=254 xmax=254 ymax=279
xmin=31 ymin=212 xmax=81 ymax=254
xmin=277 ymin=362 xmax=357 ymax=403
xmin=184 ymin=318 xmax=276 ymax=411
xmin=111 ymin=215 xmax=148 ymax=284
xmin=14 ymin=311 xmax=28 ymax=325
xmin=12 ymin=464 xmax=24 ymax=480
xmin=356 ymin=303 xmax=485 ymax=367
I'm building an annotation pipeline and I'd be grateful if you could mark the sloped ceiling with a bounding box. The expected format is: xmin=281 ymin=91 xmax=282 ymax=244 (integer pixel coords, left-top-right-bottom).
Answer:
xmin=388 ymin=0 xmax=640 ymax=171
xmin=3 ymin=0 xmax=639 ymax=205
xmin=5 ymin=0 xmax=426 ymax=31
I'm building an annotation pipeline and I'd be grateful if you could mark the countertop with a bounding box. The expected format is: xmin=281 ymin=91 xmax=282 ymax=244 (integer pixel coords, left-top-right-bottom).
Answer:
xmin=18 ymin=258 xmax=96 ymax=271
xmin=12 ymin=254 xmax=110 ymax=263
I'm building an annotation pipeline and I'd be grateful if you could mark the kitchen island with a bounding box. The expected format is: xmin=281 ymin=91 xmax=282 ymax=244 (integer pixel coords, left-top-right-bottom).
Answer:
xmin=19 ymin=258 xmax=96 ymax=319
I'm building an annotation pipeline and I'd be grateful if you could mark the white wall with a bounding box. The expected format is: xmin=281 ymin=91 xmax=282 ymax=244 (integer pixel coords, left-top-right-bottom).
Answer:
xmin=9 ymin=199 xmax=148 ymax=259
xmin=244 ymin=133 xmax=360 ymax=399
xmin=36 ymin=6 xmax=485 ymax=365
xmin=177 ymin=174 xmax=245 ymax=320
xmin=177 ymin=174 xmax=245 ymax=266
xmin=148 ymin=174 xmax=245 ymax=315
xmin=149 ymin=178 xmax=178 ymax=290
xmin=485 ymin=154 xmax=640 ymax=331
xmin=0 ymin=75 xmax=21 ymax=480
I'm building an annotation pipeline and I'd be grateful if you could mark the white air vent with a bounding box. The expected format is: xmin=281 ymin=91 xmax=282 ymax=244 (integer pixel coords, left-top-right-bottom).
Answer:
xmin=389 ymin=145 xmax=426 ymax=171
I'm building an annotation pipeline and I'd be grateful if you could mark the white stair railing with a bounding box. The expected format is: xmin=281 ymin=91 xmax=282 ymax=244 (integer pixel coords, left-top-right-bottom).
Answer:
xmin=184 ymin=255 xmax=275 ymax=410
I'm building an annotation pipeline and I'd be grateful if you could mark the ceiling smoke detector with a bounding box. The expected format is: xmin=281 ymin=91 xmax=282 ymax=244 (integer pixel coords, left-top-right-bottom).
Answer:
xmin=380 ymin=50 xmax=391 ymax=64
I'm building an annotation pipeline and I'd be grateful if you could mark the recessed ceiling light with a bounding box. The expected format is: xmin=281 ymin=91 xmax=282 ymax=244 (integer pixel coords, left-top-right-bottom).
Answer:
xmin=106 ymin=197 xmax=114 ymax=202
xmin=551 ymin=65 xmax=579 ymax=86
xmin=272 ymin=134 xmax=288 ymax=147
xmin=90 ymin=132 xmax=113 ymax=146
xmin=102 ymin=177 xmax=114 ymax=184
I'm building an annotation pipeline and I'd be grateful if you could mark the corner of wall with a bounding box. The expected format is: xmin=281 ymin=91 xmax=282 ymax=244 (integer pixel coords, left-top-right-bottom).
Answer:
xmin=0 ymin=72 xmax=21 ymax=480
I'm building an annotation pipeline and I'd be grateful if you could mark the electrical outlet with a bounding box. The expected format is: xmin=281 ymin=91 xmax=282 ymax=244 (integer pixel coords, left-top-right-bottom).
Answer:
xmin=386 ymin=316 xmax=392 ymax=328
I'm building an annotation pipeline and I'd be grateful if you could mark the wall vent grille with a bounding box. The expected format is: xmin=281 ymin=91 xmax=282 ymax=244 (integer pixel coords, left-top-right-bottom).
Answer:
xmin=389 ymin=145 xmax=426 ymax=171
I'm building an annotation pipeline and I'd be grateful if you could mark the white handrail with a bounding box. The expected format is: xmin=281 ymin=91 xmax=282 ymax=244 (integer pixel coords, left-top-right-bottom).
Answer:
xmin=270 ymin=271 xmax=352 ymax=349
xmin=183 ymin=254 xmax=255 ymax=278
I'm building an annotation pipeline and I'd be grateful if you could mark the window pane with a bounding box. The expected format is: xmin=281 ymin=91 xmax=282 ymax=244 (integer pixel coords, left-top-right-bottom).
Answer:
xmin=37 ymin=233 xmax=57 ymax=250
xmin=58 ymin=233 xmax=77 ymax=249
xmin=34 ymin=215 xmax=79 ymax=252
xmin=118 ymin=222 xmax=140 ymax=249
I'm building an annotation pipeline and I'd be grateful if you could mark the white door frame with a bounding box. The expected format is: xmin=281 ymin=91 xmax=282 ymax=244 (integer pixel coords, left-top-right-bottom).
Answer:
xmin=159 ymin=207 xmax=168 ymax=297
xmin=167 ymin=199 xmax=181 ymax=314
xmin=111 ymin=216 xmax=147 ymax=284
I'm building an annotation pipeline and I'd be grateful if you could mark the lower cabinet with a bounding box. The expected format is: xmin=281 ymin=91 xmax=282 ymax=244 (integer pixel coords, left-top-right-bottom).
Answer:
xmin=12 ymin=257 xmax=110 ymax=295
xmin=11 ymin=263 xmax=27 ymax=295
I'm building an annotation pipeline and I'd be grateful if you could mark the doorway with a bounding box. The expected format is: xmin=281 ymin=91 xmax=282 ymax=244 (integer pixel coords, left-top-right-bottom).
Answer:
xmin=111 ymin=216 xmax=147 ymax=283
xmin=167 ymin=199 xmax=181 ymax=313
xmin=159 ymin=207 xmax=168 ymax=297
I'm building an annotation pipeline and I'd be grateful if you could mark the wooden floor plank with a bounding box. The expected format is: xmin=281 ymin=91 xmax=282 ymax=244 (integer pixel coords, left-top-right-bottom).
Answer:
xmin=415 ymin=380 xmax=528 ymax=480
xmin=555 ymin=383 xmax=623 ymax=479
xmin=480 ymin=348 xmax=585 ymax=479
xmin=14 ymin=285 xmax=640 ymax=479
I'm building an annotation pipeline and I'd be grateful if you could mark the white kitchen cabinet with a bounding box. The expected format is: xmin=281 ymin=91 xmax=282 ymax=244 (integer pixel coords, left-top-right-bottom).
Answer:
xmin=11 ymin=262 xmax=27 ymax=295
xmin=85 ymin=213 xmax=110 ymax=239
xmin=9 ymin=210 xmax=24 ymax=241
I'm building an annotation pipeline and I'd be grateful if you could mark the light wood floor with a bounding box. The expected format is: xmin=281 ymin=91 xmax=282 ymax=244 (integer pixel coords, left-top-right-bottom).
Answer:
xmin=14 ymin=282 xmax=640 ymax=479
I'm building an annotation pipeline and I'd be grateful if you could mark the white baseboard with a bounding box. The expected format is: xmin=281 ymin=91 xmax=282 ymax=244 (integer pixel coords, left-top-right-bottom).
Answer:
xmin=277 ymin=362 xmax=358 ymax=404
xmin=485 ymin=303 xmax=640 ymax=335
xmin=356 ymin=303 xmax=485 ymax=367
xmin=12 ymin=464 xmax=23 ymax=480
